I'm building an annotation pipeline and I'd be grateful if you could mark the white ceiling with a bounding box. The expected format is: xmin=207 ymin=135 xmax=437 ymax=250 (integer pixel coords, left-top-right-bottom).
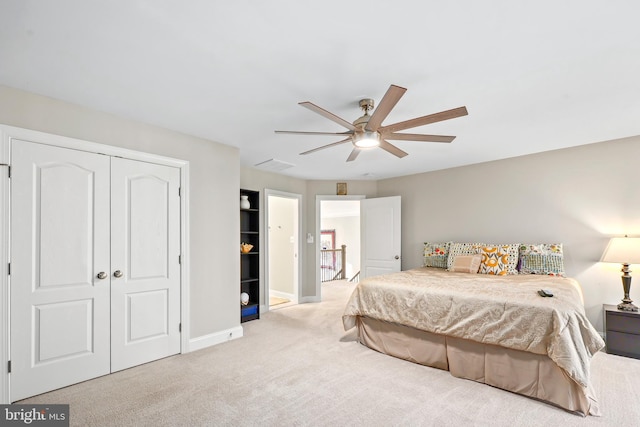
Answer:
xmin=1 ymin=1 xmax=639 ymax=180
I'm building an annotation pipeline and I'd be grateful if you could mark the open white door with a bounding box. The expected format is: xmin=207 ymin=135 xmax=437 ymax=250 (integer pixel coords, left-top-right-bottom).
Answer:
xmin=360 ymin=196 xmax=401 ymax=279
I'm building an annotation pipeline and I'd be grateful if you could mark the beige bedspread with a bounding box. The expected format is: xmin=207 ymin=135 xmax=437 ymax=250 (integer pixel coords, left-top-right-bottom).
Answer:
xmin=343 ymin=267 xmax=605 ymax=388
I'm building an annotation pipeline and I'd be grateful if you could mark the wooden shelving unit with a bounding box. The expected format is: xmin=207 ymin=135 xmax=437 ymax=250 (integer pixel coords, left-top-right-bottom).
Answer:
xmin=240 ymin=189 xmax=260 ymax=322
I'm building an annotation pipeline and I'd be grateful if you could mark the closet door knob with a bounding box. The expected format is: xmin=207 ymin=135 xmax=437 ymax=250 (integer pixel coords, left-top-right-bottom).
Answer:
xmin=113 ymin=270 xmax=124 ymax=278
xmin=96 ymin=272 xmax=107 ymax=280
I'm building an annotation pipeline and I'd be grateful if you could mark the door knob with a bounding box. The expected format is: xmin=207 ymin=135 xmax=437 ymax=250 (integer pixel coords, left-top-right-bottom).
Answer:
xmin=394 ymin=255 xmax=400 ymax=260
xmin=96 ymin=272 xmax=107 ymax=280
xmin=113 ymin=270 xmax=124 ymax=278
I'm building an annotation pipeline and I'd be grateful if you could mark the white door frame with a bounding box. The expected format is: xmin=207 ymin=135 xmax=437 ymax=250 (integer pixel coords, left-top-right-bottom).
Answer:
xmin=264 ymin=189 xmax=302 ymax=313
xmin=315 ymin=195 xmax=365 ymax=301
xmin=0 ymin=124 xmax=190 ymax=404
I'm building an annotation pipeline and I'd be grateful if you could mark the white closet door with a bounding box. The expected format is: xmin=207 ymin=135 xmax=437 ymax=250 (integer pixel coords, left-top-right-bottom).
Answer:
xmin=10 ymin=140 xmax=111 ymax=401
xmin=110 ymin=158 xmax=181 ymax=372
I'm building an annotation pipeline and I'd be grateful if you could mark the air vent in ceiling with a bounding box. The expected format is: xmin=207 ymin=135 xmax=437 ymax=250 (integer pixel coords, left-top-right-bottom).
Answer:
xmin=254 ymin=158 xmax=295 ymax=172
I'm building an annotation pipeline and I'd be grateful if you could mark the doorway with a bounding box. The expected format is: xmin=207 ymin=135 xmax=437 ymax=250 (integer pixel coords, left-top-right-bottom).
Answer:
xmin=316 ymin=195 xmax=364 ymax=300
xmin=265 ymin=190 xmax=302 ymax=311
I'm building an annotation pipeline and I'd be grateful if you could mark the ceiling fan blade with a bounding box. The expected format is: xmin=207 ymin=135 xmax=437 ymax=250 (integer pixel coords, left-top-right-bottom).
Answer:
xmin=299 ymin=137 xmax=352 ymax=155
xmin=379 ymin=106 xmax=468 ymax=134
xmin=275 ymin=130 xmax=353 ymax=136
xmin=365 ymin=84 xmax=407 ymax=132
xmin=346 ymin=148 xmax=361 ymax=162
xmin=299 ymin=102 xmax=356 ymax=131
xmin=384 ymin=133 xmax=456 ymax=143
xmin=379 ymin=139 xmax=408 ymax=158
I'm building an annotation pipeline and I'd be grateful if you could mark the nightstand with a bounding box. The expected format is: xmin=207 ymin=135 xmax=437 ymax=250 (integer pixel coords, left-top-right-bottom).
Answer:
xmin=604 ymin=304 xmax=640 ymax=359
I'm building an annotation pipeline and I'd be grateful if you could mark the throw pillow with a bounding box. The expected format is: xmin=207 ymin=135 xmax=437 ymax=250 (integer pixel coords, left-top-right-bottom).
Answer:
xmin=519 ymin=243 xmax=565 ymax=276
xmin=423 ymin=242 xmax=452 ymax=269
xmin=450 ymin=254 xmax=482 ymax=273
xmin=478 ymin=244 xmax=520 ymax=275
xmin=447 ymin=242 xmax=484 ymax=271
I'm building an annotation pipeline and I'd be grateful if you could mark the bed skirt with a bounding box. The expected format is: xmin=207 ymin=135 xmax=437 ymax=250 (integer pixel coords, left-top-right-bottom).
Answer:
xmin=355 ymin=316 xmax=600 ymax=416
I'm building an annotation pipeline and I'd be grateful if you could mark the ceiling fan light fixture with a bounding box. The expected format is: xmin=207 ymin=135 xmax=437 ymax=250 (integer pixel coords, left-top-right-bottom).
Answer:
xmin=353 ymin=130 xmax=380 ymax=148
xmin=276 ymin=84 xmax=468 ymax=162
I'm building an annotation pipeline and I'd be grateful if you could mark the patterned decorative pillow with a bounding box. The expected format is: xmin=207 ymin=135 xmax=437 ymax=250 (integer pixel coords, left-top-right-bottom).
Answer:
xmin=423 ymin=242 xmax=452 ymax=269
xmin=519 ymin=243 xmax=565 ymax=276
xmin=447 ymin=242 xmax=484 ymax=271
xmin=450 ymin=254 xmax=482 ymax=273
xmin=477 ymin=244 xmax=520 ymax=275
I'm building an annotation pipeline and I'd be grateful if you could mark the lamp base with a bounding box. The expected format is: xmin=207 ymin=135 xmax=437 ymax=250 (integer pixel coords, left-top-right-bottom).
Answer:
xmin=618 ymin=301 xmax=639 ymax=312
xmin=617 ymin=267 xmax=638 ymax=312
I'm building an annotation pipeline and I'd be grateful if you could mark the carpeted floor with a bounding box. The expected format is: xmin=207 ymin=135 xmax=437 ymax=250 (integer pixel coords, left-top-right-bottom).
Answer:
xmin=19 ymin=280 xmax=640 ymax=426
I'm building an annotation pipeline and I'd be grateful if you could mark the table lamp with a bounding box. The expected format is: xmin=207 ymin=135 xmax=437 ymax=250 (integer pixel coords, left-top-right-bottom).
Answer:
xmin=601 ymin=235 xmax=640 ymax=312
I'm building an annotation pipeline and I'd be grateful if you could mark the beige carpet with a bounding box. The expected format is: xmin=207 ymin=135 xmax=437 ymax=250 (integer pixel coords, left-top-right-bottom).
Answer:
xmin=20 ymin=280 xmax=640 ymax=426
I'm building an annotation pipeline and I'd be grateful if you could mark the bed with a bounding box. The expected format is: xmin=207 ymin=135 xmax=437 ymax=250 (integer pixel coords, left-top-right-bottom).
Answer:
xmin=342 ymin=267 xmax=605 ymax=416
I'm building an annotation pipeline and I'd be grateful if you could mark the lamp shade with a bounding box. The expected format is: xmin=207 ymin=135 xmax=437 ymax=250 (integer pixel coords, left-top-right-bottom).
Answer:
xmin=601 ymin=237 xmax=640 ymax=264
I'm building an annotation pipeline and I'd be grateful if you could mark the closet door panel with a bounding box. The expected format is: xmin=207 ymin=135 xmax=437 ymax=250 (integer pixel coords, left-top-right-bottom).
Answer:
xmin=110 ymin=157 xmax=181 ymax=372
xmin=128 ymin=174 xmax=169 ymax=279
xmin=10 ymin=140 xmax=111 ymax=401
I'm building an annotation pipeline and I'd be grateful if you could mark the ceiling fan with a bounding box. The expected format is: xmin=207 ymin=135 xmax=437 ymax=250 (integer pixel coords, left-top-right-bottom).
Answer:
xmin=275 ymin=84 xmax=468 ymax=162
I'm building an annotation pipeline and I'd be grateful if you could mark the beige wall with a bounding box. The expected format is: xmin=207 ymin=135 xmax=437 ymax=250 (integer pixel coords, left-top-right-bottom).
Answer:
xmin=268 ymin=196 xmax=296 ymax=296
xmin=377 ymin=136 xmax=640 ymax=332
xmin=0 ymin=85 xmax=240 ymax=339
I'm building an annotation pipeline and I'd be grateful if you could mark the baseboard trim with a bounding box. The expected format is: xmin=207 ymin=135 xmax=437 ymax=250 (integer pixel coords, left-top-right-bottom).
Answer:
xmin=298 ymin=296 xmax=320 ymax=304
xmin=187 ymin=326 xmax=244 ymax=352
xmin=270 ymin=289 xmax=295 ymax=300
